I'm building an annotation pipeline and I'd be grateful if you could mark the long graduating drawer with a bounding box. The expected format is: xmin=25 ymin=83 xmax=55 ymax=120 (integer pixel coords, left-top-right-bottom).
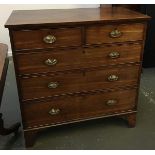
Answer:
xmin=86 ymin=23 xmax=145 ymax=44
xmin=19 ymin=65 xmax=140 ymax=100
xmin=12 ymin=27 xmax=82 ymax=50
xmin=15 ymin=43 xmax=142 ymax=75
xmin=22 ymin=88 xmax=137 ymax=128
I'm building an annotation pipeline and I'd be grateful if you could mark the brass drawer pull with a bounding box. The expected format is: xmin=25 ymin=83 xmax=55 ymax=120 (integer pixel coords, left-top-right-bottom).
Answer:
xmin=106 ymin=99 xmax=118 ymax=106
xmin=43 ymin=35 xmax=56 ymax=44
xmin=108 ymin=75 xmax=119 ymax=81
xmin=108 ymin=52 xmax=120 ymax=59
xmin=44 ymin=58 xmax=58 ymax=66
xmin=49 ymin=108 xmax=60 ymax=115
xmin=48 ymin=82 xmax=59 ymax=89
xmin=110 ymin=29 xmax=122 ymax=38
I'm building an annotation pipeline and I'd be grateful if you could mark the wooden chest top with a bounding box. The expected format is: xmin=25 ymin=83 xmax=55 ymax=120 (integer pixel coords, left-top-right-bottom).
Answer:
xmin=5 ymin=7 xmax=150 ymax=29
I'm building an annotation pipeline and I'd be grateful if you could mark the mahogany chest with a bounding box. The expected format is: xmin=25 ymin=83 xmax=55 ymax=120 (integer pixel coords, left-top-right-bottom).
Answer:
xmin=5 ymin=7 xmax=150 ymax=147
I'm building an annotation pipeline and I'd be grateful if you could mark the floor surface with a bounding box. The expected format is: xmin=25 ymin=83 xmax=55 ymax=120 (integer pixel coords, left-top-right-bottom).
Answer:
xmin=0 ymin=58 xmax=155 ymax=150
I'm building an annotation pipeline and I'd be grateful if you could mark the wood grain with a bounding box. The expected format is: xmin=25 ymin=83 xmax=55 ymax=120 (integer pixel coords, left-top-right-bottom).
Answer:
xmin=22 ymin=88 xmax=137 ymax=129
xmin=19 ymin=65 xmax=140 ymax=100
xmin=15 ymin=43 xmax=142 ymax=75
xmin=86 ymin=23 xmax=145 ymax=44
xmin=5 ymin=7 xmax=150 ymax=29
xmin=12 ymin=28 xmax=82 ymax=50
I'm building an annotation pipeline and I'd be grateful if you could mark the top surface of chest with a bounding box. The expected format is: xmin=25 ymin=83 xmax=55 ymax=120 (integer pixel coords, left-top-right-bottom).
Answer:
xmin=5 ymin=7 xmax=150 ymax=29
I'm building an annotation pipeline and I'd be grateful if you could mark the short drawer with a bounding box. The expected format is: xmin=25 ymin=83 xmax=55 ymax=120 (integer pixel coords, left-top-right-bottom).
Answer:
xmin=86 ymin=23 xmax=145 ymax=44
xmin=19 ymin=65 xmax=140 ymax=100
xmin=15 ymin=43 xmax=142 ymax=75
xmin=22 ymin=88 xmax=137 ymax=129
xmin=12 ymin=27 xmax=82 ymax=50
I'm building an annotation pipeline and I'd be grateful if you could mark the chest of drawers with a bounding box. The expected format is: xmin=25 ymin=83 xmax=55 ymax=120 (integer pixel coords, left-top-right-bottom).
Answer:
xmin=5 ymin=7 xmax=150 ymax=147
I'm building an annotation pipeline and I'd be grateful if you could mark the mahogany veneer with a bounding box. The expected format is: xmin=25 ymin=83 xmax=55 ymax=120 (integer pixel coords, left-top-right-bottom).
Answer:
xmin=20 ymin=64 xmax=140 ymax=101
xmin=12 ymin=28 xmax=82 ymax=50
xmin=15 ymin=43 xmax=142 ymax=74
xmin=5 ymin=6 xmax=150 ymax=148
xmin=23 ymin=88 xmax=137 ymax=129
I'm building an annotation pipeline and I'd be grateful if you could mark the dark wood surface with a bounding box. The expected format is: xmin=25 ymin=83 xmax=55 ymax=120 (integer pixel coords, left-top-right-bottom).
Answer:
xmin=0 ymin=44 xmax=8 ymax=82
xmin=86 ymin=23 xmax=145 ymax=44
xmin=22 ymin=88 xmax=137 ymax=129
xmin=19 ymin=64 xmax=139 ymax=101
xmin=12 ymin=23 xmax=145 ymax=51
xmin=111 ymin=5 xmax=155 ymax=68
xmin=0 ymin=43 xmax=8 ymax=106
xmin=12 ymin=28 xmax=82 ymax=50
xmin=15 ymin=43 xmax=142 ymax=75
xmin=0 ymin=43 xmax=20 ymax=135
xmin=5 ymin=7 xmax=150 ymax=147
xmin=5 ymin=7 xmax=150 ymax=28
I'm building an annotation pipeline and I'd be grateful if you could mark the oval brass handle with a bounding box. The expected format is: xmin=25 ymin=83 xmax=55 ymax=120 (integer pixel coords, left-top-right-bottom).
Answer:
xmin=48 ymin=82 xmax=59 ymax=89
xmin=43 ymin=35 xmax=56 ymax=44
xmin=108 ymin=75 xmax=119 ymax=81
xmin=108 ymin=52 xmax=120 ymax=59
xmin=49 ymin=108 xmax=60 ymax=115
xmin=44 ymin=58 xmax=58 ymax=66
xmin=106 ymin=100 xmax=118 ymax=106
xmin=110 ymin=29 xmax=122 ymax=38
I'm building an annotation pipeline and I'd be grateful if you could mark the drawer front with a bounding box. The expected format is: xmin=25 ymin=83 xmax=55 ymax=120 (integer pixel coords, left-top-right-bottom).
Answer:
xmin=22 ymin=89 xmax=137 ymax=128
xmin=12 ymin=27 xmax=82 ymax=50
xmin=15 ymin=43 xmax=142 ymax=75
xmin=86 ymin=23 xmax=144 ymax=44
xmin=19 ymin=65 xmax=139 ymax=100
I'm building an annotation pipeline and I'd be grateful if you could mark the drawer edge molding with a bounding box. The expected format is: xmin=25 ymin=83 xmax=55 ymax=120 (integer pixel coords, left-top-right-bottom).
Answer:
xmin=23 ymin=110 xmax=137 ymax=131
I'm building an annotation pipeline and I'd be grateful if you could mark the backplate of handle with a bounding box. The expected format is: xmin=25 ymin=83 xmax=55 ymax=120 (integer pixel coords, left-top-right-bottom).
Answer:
xmin=48 ymin=82 xmax=59 ymax=89
xmin=44 ymin=58 xmax=58 ymax=66
xmin=108 ymin=51 xmax=120 ymax=59
xmin=43 ymin=35 xmax=56 ymax=44
xmin=108 ymin=75 xmax=119 ymax=81
xmin=110 ymin=29 xmax=122 ymax=38
xmin=106 ymin=99 xmax=118 ymax=106
xmin=49 ymin=108 xmax=60 ymax=115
